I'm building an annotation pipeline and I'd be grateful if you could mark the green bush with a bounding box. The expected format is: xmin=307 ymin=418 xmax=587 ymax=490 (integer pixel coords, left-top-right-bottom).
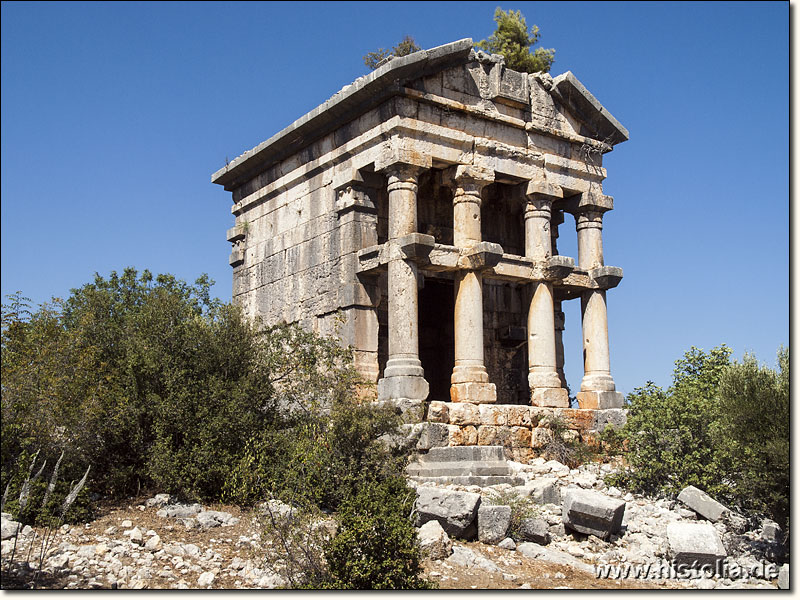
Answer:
xmin=320 ymin=475 xmax=433 ymax=590
xmin=1 ymin=270 xmax=361 ymax=502
xmin=609 ymin=344 xmax=789 ymax=531
xmin=485 ymin=489 xmax=539 ymax=540
xmin=713 ymin=348 xmax=789 ymax=530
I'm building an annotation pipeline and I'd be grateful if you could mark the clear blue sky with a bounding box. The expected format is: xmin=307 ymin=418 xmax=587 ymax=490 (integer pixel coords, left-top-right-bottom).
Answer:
xmin=1 ymin=1 xmax=789 ymax=396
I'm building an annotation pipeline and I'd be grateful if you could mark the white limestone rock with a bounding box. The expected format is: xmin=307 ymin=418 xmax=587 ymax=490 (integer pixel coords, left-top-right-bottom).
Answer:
xmin=417 ymin=520 xmax=452 ymax=560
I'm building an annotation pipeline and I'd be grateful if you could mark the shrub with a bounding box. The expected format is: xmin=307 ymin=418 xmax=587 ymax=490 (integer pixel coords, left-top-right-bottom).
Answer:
xmin=713 ymin=348 xmax=789 ymax=530
xmin=484 ymin=489 xmax=539 ymax=540
xmin=608 ymin=345 xmax=732 ymax=498
xmin=539 ymin=415 xmax=594 ymax=468
xmin=320 ymin=475 xmax=433 ymax=590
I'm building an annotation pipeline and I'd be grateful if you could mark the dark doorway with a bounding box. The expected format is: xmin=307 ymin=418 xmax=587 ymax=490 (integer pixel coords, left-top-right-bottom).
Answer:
xmin=419 ymin=277 xmax=455 ymax=402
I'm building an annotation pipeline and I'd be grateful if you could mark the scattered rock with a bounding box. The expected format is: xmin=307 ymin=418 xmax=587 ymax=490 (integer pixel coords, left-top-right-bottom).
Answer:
xmin=518 ymin=518 xmax=550 ymax=545
xmin=1 ymin=517 xmax=22 ymax=540
xmin=417 ymin=520 xmax=452 ymax=560
xmin=157 ymin=504 xmax=203 ymax=519
xmin=197 ymin=571 xmax=215 ymax=587
xmin=144 ymin=534 xmax=161 ymax=551
xmin=667 ymin=521 xmax=727 ymax=567
xmin=145 ymin=494 xmax=173 ymax=508
xmin=477 ymin=505 xmax=511 ymax=545
xmin=415 ymin=487 xmax=481 ymax=539
xmin=498 ymin=537 xmax=516 ymax=550
xmin=562 ymin=489 xmax=625 ymax=540
xmin=446 ymin=545 xmax=500 ymax=572
xmin=677 ymin=486 xmax=728 ymax=522
xmin=120 ymin=520 xmax=133 ymax=528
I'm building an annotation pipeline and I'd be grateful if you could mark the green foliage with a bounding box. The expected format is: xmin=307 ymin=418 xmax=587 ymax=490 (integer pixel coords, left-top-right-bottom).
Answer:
xmin=321 ymin=475 xmax=433 ymax=590
xmin=609 ymin=344 xmax=789 ymax=531
xmin=1 ymin=269 xmax=361 ymax=501
xmin=608 ymin=345 xmax=732 ymax=497
xmin=713 ymin=348 xmax=789 ymax=529
xmin=477 ymin=8 xmax=555 ymax=73
xmin=485 ymin=489 xmax=538 ymax=540
xmin=539 ymin=415 xmax=593 ymax=468
xmin=363 ymin=35 xmax=421 ymax=70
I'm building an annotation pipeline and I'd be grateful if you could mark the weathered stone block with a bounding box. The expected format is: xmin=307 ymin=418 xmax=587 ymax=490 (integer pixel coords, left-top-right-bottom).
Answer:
xmin=506 ymin=405 xmax=531 ymax=427
xmin=576 ymin=390 xmax=624 ymax=410
xmin=416 ymin=423 xmax=449 ymax=450
xmin=415 ymin=487 xmax=481 ymax=539
xmin=450 ymin=382 xmax=497 ymax=404
xmin=562 ymin=489 xmax=625 ymax=540
xmin=532 ymin=387 xmax=570 ymax=408
xmin=448 ymin=402 xmax=480 ymax=426
xmin=448 ymin=425 xmax=477 ymax=446
xmin=557 ymin=409 xmax=596 ymax=432
xmin=677 ymin=486 xmax=728 ymax=522
xmin=524 ymin=478 xmax=559 ymax=505
xmin=666 ymin=522 xmax=727 ymax=567
xmin=477 ymin=425 xmax=498 ymax=446
xmin=531 ymin=427 xmax=553 ymax=448
xmin=508 ymin=426 xmax=531 ymax=448
xmin=479 ymin=404 xmax=505 ymax=426
xmin=417 ymin=519 xmax=452 ymax=560
xmin=518 ymin=518 xmax=550 ymax=544
xmin=427 ymin=401 xmax=449 ymax=423
xmin=509 ymin=447 xmax=534 ymax=463
xmin=478 ymin=505 xmax=511 ymax=545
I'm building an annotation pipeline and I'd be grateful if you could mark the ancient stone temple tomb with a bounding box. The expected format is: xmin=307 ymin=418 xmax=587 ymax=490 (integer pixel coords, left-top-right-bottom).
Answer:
xmin=212 ymin=39 xmax=629 ymax=460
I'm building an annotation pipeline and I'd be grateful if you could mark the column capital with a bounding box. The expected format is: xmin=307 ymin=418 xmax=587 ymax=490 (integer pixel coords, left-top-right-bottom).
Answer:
xmin=571 ymin=191 xmax=614 ymax=213
xmin=575 ymin=210 xmax=604 ymax=231
xmin=443 ymin=164 xmax=494 ymax=204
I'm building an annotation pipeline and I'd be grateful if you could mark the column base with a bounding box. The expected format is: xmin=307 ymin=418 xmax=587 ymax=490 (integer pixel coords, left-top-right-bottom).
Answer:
xmin=576 ymin=391 xmax=624 ymax=409
xmin=450 ymin=382 xmax=497 ymax=404
xmin=378 ymin=374 xmax=429 ymax=402
xmin=531 ymin=387 xmax=570 ymax=408
xmin=580 ymin=372 xmax=617 ymax=392
xmin=529 ymin=371 xmax=564 ymax=390
xmin=451 ymin=365 xmax=489 ymax=384
xmin=384 ymin=357 xmax=425 ymax=379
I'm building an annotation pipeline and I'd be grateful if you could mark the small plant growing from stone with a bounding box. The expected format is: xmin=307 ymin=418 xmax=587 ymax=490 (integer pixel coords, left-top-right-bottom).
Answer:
xmin=539 ymin=415 xmax=593 ymax=468
xmin=484 ymin=489 xmax=538 ymax=541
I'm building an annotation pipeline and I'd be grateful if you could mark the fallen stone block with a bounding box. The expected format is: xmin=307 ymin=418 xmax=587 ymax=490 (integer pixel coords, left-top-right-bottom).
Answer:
xmin=417 ymin=520 xmax=452 ymax=560
xmin=1 ymin=517 xmax=22 ymax=540
xmin=522 ymin=478 xmax=559 ymax=505
xmin=415 ymin=487 xmax=481 ymax=540
xmin=518 ymin=518 xmax=550 ymax=545
xmin=677 ymin=486 xmax=728 ymax=522
xmin=562 ymin=489 xmax=625 ymax=540
xmin=761 ymin=519 xmax=783 ymax=543
xmin=478 ymin=505 xmax=511 ymax=545
xmin=157 ymin=503 xmax=203 ymax=519
xmin=666 ymin=521 xmax=727 ymax=567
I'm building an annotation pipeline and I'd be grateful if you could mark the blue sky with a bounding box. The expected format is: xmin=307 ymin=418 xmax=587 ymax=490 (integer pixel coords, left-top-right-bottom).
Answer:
xmin=1 ymin=1 xmax=789 ymax=396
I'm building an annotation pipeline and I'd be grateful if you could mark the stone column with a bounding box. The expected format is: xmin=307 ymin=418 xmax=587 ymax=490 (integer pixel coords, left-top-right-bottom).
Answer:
xmin=448 ymin=165 xmax=496 ymax=403
xmin=550 ymin=210 xmax=568 ymax=389
xmin=575 ymin=207 xmax=622 ymax=408
xmin=376 ymin=164 xmax=429 ymax=403
xmin=525 ymin=182 xmax=569 ymax=407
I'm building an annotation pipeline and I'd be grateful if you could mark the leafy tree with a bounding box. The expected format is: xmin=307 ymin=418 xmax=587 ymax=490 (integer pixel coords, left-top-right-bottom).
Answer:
xmin=477 ymin=8 xmax=555 ymax=73
xmin=363 ymin=35 xmax=421 ymax=70
xmin=713 ymin=348 xmax=789 ymax=530
xmin=609 ymin=345 xmax=732 ymax=498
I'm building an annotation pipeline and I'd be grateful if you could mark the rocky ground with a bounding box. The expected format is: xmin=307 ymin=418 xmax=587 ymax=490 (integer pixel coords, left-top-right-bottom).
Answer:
xmin=1 ymin=459 xmax=789 ymax=590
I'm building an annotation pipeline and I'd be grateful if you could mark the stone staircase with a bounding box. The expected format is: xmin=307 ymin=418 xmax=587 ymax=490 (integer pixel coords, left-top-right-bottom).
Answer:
xmin=406 ymin=446 xmax=524 ymax=486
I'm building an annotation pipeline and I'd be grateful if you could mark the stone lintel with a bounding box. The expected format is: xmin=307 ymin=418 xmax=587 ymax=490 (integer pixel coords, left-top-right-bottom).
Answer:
xmin=590 ymin=265 xmax=623 ymax=289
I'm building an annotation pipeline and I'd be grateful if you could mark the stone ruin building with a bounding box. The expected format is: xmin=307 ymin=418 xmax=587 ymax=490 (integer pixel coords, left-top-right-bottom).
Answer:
xmin=212 ymin=39 xmax=629 ymax=465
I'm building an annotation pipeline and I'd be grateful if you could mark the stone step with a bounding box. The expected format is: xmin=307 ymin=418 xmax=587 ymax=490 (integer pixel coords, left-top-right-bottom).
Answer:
xmin=422 ymin=445 xmax=507 ymax=463
xmin=407 ymin=460 xmax=512 ymax=477
xmin=410 ymin=475 xmax=525 ymax=486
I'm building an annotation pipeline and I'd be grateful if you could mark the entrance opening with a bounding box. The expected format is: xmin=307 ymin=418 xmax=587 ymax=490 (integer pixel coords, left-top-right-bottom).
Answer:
xmin=419 ymin=277 xmax=455 ymax=402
